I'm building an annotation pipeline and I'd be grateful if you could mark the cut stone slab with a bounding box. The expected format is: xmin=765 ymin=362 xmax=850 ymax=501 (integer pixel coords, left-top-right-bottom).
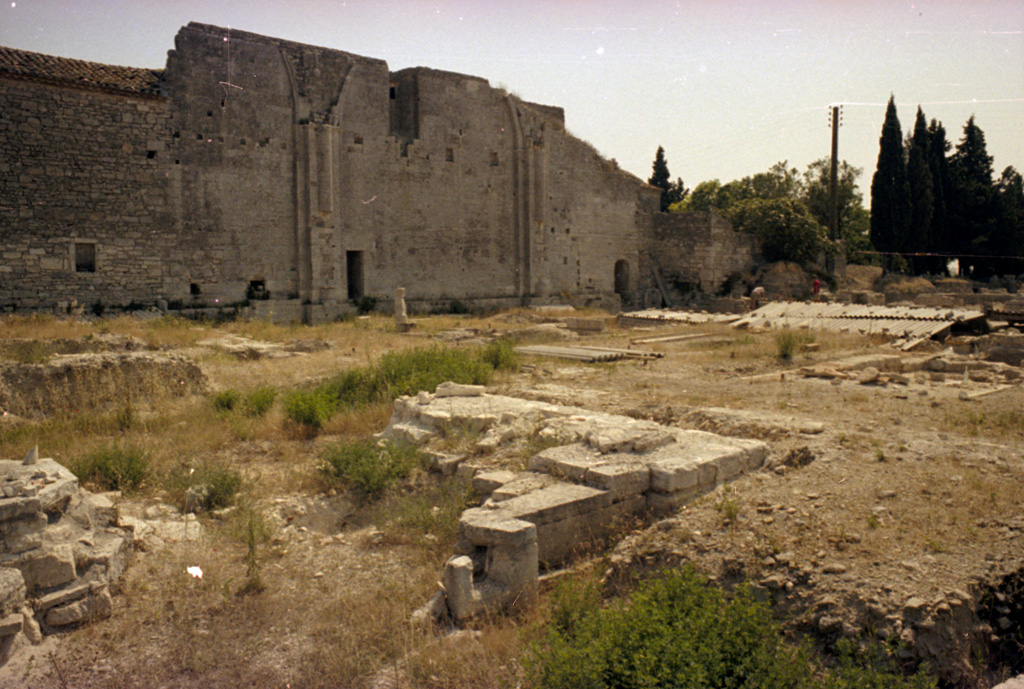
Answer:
xmin=385 ymin=388 xmax=769 ymax=622
xmin=0 ymin=613 xmax=21 ymax=637
xmin=472 ymin=471 xmax=519 ymax=496
xmin=14 ymin=544 xmax=76 ymax=591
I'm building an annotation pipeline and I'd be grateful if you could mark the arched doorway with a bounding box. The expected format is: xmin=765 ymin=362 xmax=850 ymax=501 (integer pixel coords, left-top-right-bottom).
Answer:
xmin=614 ymin=259 xmax=629 ymax=296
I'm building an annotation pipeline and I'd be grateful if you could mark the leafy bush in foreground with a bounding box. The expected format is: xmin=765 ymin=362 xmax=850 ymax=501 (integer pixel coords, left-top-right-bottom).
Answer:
xmin=528 ymin=568 xmax=935 ymax=689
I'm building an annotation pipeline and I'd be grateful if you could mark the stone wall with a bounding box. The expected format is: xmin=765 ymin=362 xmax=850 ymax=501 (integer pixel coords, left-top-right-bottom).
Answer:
xmin=2 ymin=23 xmax=671 ymax=318
xmin=647 ymin=211 xmax=761 ymax=297
xmin=0 ymin=77 xmax=178 ymax=309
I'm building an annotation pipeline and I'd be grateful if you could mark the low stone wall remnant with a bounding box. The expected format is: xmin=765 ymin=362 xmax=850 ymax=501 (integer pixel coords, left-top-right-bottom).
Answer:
xmin=382 ymin=382 xmax=769 ymax=622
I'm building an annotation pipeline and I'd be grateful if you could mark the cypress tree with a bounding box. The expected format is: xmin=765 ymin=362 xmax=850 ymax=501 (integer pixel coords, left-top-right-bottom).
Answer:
xmin=870 ymin=96 xmax=911 ymax=272
xmin=993 ymin=167 xmax=1024 ymax=277
xmin=927 ymin=119 xmax=951 ymax=274
xmin=648 ymin=146 xmax=672 ymax=211
xmin=949 ymin=116 xmax=997 ymax=277
xmin=905 ymin=107 xmax=934 ymax=275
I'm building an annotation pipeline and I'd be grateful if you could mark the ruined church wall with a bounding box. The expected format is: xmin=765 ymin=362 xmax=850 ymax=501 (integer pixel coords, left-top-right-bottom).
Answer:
xmin=332 ymin=67 xmax=520 ymax=305
xmin=649 ymin=211 xmax=761 ymax=293
xmin=161 ymin=24 xmax=313 ymax=303
xmin=536 ymin=119 xmax=647 ymax=305
xmin=0 ymin=78 xmax=178 ymax=310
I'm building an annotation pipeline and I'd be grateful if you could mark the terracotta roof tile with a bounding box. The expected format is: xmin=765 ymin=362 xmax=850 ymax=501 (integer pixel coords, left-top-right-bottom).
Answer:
xmin=0 ymin=45 xmax=163 ymax=95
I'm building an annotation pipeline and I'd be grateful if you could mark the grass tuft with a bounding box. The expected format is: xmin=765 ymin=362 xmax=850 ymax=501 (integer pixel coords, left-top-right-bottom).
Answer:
xmin=70 ymin=443 xmax=149 ymax=494
xmin=319 ymin=439 xmax=427 ymax=499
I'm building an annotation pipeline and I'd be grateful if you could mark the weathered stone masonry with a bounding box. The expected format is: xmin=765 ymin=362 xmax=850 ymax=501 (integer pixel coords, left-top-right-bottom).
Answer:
xmin=1 ymin=23 xmax=759 ymax=319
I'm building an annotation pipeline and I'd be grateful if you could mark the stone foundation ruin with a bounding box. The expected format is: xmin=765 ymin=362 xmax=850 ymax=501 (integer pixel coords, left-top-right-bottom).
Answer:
xmin=382 ymin=382 xmax=768 ymax=622
xmin=0 ymin=454 xmax=132 ymax=664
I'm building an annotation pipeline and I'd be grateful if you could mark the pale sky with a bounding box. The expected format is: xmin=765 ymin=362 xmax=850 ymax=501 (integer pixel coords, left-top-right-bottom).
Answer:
xmin=3 ymin=0 xmax=1022 ymax=199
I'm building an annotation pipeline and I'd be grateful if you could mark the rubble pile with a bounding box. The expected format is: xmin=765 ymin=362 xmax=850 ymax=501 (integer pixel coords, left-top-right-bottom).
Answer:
xmin=0 ymin=453 xmax=132 ymax=665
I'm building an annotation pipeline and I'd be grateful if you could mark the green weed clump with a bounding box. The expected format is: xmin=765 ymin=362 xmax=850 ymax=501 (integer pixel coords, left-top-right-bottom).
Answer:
xmin=243 ymin=386 xmax=277 ymax=417
xmin=166 ymin=462 xmax=243 ymax=512
xmin=480 ymin=337 xmax=519 ymax=372
xmin=528 ymin=567 xmax=936 ymax=689
xmin=373 ymin=476 xmax=475 ymax=546
xmin=282 ymin=388 xmax=335 ymax=430
xmin=319 ymin=439 xmax=426 ymax=499
xmin=775 ymin=329 xmax=814 ymax=361
xmin=285 ymin=345 xmax=499 ymax=431
xmin=213 ymin=389 xmax=241 ymax=412
xmin=71 ymin=444 xmax=149 ymax=494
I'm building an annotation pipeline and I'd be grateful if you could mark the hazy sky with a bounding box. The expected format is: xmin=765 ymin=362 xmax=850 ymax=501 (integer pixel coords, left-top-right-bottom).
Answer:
xmin=3 ymin=0 xmax=1022 ymax=199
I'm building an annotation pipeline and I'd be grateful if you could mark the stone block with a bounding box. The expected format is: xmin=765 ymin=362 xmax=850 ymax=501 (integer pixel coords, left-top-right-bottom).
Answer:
xmin=0 ymin=512 xmax=46 ymax=554
xmin=472 ymin=471 xmax=518 ymax=496
xmin=435 ymin=382 xmax=485 ymax=398
xmin=459 ymin=513 xmax=536 ymax=549
xmin=83 ymin=492 xmax=118 ymax=526
xmin=0 ymin=496 xmax=41 ymax=522
xmin=443 ymin=556 xmax=484 ymax=622
xmin=387 ymin=423 xmax=434 ymax=446
xmin=585 ymin=462 xmax=650 ymax=498
xmin=16 ymin=544 xmax=77 ymax=591
xmin=45 ymin=599 xmax=89 ymax=626
xmin=0 ymin=613 xmax=21 ymax=637
xmin=33 ymin=582 xmax=89 ymax=612
xmin=34 ymin=459 xmax=80 ymax=511
xmin=490 ymin=474 xmax=556 ymax=502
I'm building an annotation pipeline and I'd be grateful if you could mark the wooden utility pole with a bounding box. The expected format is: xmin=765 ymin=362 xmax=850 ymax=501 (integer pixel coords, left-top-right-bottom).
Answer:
xmin=826 ymin=105 xmax=841 ymax=275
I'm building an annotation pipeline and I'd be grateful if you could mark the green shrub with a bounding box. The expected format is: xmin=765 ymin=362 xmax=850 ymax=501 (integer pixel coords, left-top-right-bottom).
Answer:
xmin=373 ymin=476 xmax=475 ymax=546
xmin=285 ymin=345 xmax=499 ymax=432
xmin=322 ymin=345 xmax=492 ymax=410
xmin=244 ymin=387 xmax=277 ymax=417
xmin=775 ymin=329 xmax=814 ymax=361
xmin=213 ymin=389 xmax=241 ymax=412
xmin=480 ymin=338 xmax=518 ymax=372
xmin=319 ymin=439 xmax=426 ymax=498
xmin=528 ymin=568 xmax=936 ymax=689
xmin=165 ymin=462 xmax=243 ymax=512
xmin=283 ymin=388 xmax=335 ymax=430
xmin=72 ymin=444 xmax=149 ymax=494
xmin=1 ymin=341 xmax=54 ymax=364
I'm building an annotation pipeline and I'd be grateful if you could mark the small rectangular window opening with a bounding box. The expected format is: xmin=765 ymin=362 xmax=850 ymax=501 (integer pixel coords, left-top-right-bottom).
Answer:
xmin=353 ymin=135 xmax=364 ymax=145
xmin=389 ymin=85 xmax=397 ymax=100
xmin=445 ymin=148 xmax=454 ymax=162
xmin=146 ymin=150 xmax=157 ymax=159
xmin=74 ymin=242 xmax=96 ymax=273
xmin=190 ymin=283 xmax=201 ymax=296
xmin=489 ymin=151 xmax=499 ymax=166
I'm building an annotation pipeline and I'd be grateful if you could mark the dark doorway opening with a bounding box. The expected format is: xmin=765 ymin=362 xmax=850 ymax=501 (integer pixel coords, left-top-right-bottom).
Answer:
xmin=614 ymin=259 xmax=630 ymax=296
xmin=347 ymin=251 xmax=364 ymax=300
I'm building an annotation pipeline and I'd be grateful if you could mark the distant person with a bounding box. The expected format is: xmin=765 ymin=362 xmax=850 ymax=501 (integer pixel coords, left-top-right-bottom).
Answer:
xmin=813 ymin=278 xmax=821 ymax=301
xmin=750 ymin=286 xmax=765 ymax=309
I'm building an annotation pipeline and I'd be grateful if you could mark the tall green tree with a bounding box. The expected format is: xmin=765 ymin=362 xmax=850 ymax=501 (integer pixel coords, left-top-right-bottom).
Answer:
xmin=648 ymin=146 xmax=684 ymax=212
xmin=993 ymin=166 xmax=1024 ymax=277
xmin=948 ymin=115 xmax=998 ymax=277
xmin=926 ymin=119 xmax=952 ymax=274
xmin=870 ymin=95 xmax=911 ymax=272
xmin=905 ymin=107 xmax=934 ymax=275
xmin=803 ymin=158 xmax=873 ymax=265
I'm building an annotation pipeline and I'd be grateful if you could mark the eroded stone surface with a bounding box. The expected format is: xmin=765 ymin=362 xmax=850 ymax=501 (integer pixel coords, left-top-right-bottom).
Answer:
xmin=0 ymin=457 xmax=134 ymax=665
xmin=384 ymin=388 xmax=769 ymax=622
